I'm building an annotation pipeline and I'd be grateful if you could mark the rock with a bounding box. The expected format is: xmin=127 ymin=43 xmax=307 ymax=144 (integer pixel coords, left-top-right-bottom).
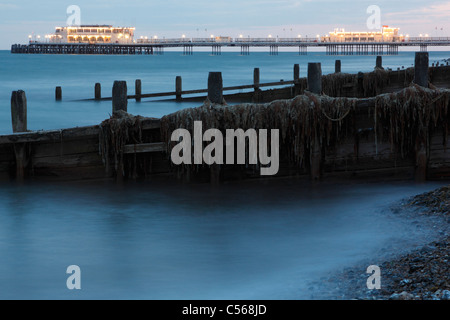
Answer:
xmin=400 ymin=279 xmax=411 ymax=286
xmin=389 ymin=291 xmax=415 ymax=300
xmin=441 ymin=290 xmax=450 ymax=300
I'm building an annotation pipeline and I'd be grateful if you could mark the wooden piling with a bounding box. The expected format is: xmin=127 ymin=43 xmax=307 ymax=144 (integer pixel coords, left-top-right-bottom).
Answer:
xmin=176 ymin=76 xmax=182 ymax=101
xmin=415 ymin=139 xmax=428 ymax=182
xmin=55 ymin=86 xmax=62 ymax=101
xmin=307 ymin=63 xmax=322 ymax=94
xmin=376 ymin=56 xmax=383 ymax=69
xmin=208 ymin=72 xmax=223 ymax=104
xmin=335 ymin=60 xmax=341 ymax=73
xmin=135 ymin=79 xmax=142 ymax=102
xmin=306 ymin=63 xmax=322 ymax=180
xmin=11 ymin=90 xmax=27 ymax=133
xmin=95 ymin=83 xmax=101 ymax=100
xmin=253 ymin=68 xmax=260 ymax=90
xmin=10 ymin=90 xmax=28 ymax=180
xmin=414 ymin=52 xmax=429 ymax=87
xmin=253 ymin=68 xmax=261 ymax=103
xmin=112 ymin=81 xmax=128 ymax=113
xmin=293 ymin=64 xmax=300 ymax=82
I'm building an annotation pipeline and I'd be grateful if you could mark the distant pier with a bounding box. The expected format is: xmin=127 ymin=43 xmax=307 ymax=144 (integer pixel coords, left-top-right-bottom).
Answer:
xmin=10 ymin=37 xmax=450 ymax=55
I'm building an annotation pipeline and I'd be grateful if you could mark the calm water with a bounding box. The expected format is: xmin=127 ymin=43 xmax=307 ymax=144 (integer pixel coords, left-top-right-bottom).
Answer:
xmin=0 ymin=50 xmax=449 ymax=134
xmin=0 ymin=179 xmax=446 ymax=299
xmin=0 ymin=50 xmax=449 ymax=299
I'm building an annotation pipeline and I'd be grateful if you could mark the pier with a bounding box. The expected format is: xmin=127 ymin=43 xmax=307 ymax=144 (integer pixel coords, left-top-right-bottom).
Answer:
xmin=11 ymin=37 xmax=450 ymax=56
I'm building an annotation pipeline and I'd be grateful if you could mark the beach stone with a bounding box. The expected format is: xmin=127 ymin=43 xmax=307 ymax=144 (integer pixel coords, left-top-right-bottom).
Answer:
xmin=390 ymin=291 xmax=415 ymax=300
xmin=441 ymin=290 xmax=450 ymax=300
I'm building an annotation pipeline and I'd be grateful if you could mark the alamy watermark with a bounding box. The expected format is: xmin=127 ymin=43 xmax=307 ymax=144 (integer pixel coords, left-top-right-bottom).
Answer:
xmin=170 ymin=121 xmax=280 ymax=176
xmin=66 ymin=5 xmax=81 ymax=26
xmin=366 ymin=5 xmax=381 ymax=30
xmin=366 ymin=265 xmax=381 ymax=290
xmin=66 ymin=265 xmax=81 ymax=290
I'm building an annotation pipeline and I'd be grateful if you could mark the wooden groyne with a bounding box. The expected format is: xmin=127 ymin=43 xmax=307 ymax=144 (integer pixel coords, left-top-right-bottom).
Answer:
xmin=68 ymin=56 xmax=450 ymax=104
xmin=1 ymin=52 xmax=449 ymax=183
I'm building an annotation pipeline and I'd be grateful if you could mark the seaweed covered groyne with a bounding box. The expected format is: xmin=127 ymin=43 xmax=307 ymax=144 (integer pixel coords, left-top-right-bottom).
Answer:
xmin=157 ymin=85 xmax=449 ymax=182
xmin=1 ymin=54 xmax=450 ymax=183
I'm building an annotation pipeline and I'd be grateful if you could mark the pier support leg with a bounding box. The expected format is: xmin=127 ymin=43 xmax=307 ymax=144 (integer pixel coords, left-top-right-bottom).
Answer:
xmin=112 ymin=81 xmax=128 ymax=113
xmin=11 ymin=90 xmax=29 ymax=181
xmin=95 ymin=83 xmax=101 ymax=100
xmin=307 ymin=63 xmax=322 ymax=94
xmin=135 ymin=79 xmax=141 ymax=102
xmin=207 ymin=72 xmax=223 ymax=104
xmin=55 ymin=86 xmax=62 ymax=101
xmin=176 ymin=76 xmax=182 ymax=102
xmin=414 ymin=52 xmax=429 ymax=87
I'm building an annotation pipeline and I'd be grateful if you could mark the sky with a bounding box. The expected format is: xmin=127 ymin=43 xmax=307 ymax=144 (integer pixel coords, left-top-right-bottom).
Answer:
xmin=0 ymin=0 xmax=450 ymax=49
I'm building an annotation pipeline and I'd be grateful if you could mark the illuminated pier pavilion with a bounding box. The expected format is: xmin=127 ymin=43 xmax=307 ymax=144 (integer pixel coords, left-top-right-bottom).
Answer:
xmin=11 ymin=25 xmax=450 ymax=55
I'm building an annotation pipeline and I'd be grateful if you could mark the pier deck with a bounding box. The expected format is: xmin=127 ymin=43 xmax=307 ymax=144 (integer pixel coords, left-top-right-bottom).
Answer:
xmin=11 ymin=37 xmax=450 ymax=55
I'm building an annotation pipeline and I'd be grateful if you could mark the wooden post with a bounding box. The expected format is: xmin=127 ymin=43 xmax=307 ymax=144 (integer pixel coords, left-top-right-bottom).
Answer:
xmin=11 ymin=90 xmax=27 ymax=133
xmin=335 ymin=60 xmax=341 ymax=73
xmin=176 ymin=76 xmax=182 ymax=101
xmin=253 ymin=68 xmax=260 ymax=90
xmin=293 ymin=64 xmax=301 ymax=96
xmin=112 ymin=81 xmax=128 ymax=113
xmin=55 ymin=86 xmax=62 ymax=101
xmin=11 ymin=90 xmax=28 ymax=180
xmin=376 ymin=56 xmax=383 ymax=69
xmin=357 ymin=72 xmax=364 ymax=97
xmin=414 ymin=52 xmax=429 ymax=87
xmin=208 ymin=72 xmax=223 ymax=104
xmin=293 ymin=64 xmax=300 ymax=82
xmin=306 ymin=63 xmax=322 ymax=180
xmin=95 ymin=83 xmax=101 ymax=100
xmin=415 ymin=139 xmax=428 ymax=182
xmin=307 ymin=63 xmax=322 ymax=94
xmin=135 ymin=79 xmax=141 ymax=102
xmin=253 ymin=68 xmax=261 ymax=103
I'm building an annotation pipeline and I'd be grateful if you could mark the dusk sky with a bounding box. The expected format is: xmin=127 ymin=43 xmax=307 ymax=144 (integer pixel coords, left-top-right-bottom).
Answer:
xmin=1 ymin=0 xmax=449 ymax=49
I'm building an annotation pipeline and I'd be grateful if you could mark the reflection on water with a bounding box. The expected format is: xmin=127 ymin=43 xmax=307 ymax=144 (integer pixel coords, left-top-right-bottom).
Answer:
xmin=0 ymin=178 xmax=445 ymax=299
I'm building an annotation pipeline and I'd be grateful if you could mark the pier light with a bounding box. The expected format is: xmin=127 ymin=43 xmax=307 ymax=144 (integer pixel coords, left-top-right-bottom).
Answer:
xmin=316 ymin=34 xmax=320 ymax=38
xmin=182 ymin=34 xmax=186 ymax=38
xmin=419 ymin=34 xmax=423 ymax=37
xmin=297 ymin=34 xmax=301 ymax=38
xmin=425 ymin=34 xmax=429 ymax=37
xmin=125 ymin=35 xmax=129 ymax=39
xmin=239 ymin=34 xmax=243 ymax=38
xmin=210 ymin=34 xmax=214 ymax=38
xmin=153 ymin=35 xmax=158 ymax=39
xmin=140 ymin=36 xmax=143 ymax=39
xmin=268 ymin=34 xmax=272 ymax=38
xmin=144 ymin=36 xmax=148 ymax=39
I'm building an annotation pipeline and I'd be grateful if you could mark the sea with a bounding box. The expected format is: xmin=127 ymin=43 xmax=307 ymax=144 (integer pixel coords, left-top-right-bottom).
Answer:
xmin=0 ymin=50 xmax=449 ymax=299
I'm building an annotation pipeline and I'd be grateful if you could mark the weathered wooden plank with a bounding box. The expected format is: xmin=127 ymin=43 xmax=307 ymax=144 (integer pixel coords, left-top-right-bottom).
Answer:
xmin=123 ymin=142 xmax=166 ymax=154
xmin=32 ymin=138 xmax=99 ymax=158
xmin=0 ymin=119 xmax=161 ymax=145
xmin=32 ymin=153 xmax=103 ymax=168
